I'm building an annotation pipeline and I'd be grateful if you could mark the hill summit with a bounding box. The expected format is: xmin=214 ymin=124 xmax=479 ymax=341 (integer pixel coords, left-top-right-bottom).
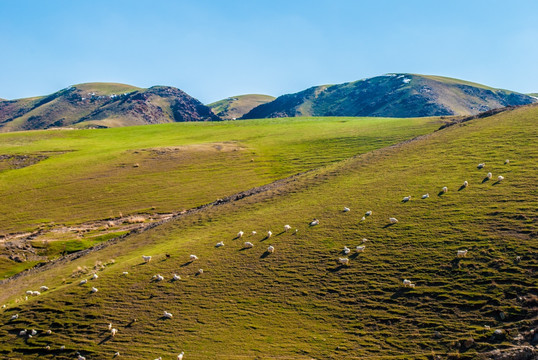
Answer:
xmin=0 ymin=83 xmax=220 ymax=132
xmin=242 ymin=74 xmax=536 ymax=119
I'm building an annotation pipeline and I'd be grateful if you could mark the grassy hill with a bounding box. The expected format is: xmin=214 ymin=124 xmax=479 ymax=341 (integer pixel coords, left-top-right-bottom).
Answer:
xmin=0 ymin=116 xmax=439 ymax=278
xmin=242 ymin=74 xmax=536 ymax=119
xmin=208 ymin=94 xmax=276 ymax=120
xmin=0 ymin=83 xmax=219 ymax=132
xmin=0 ymin=105 xmax=536 ymax=358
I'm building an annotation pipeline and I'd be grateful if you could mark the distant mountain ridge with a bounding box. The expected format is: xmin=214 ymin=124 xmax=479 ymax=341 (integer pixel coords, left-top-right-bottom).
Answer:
xmin=241 ymin=74 xmax=536 ymax=119
xmin=0 ymin=83 xmax=220 ymax=132
xmin=208 ymin=94 xmax=275 ymax=120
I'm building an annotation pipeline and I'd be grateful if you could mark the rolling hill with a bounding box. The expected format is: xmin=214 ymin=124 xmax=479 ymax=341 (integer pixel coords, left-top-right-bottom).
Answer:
xmin=0 ymin=104 xmax=536 ymax=359
xmin=242 ymin=74 xmax=537 ymax=119
xmin=0 ymin=83 xmax=220 ymax=132
xmin=208 ymin=94 xmax=276 ymax=120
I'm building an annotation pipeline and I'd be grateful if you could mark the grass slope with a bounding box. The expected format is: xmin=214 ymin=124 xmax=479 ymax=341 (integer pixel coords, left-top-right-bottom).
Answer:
xmin=0 ymin=116 xmax=438 ymax=277
xmin=208 ymin=94 xmax=276 ymax=120
xmin=0 ymin=105 xmax=536 ymax=359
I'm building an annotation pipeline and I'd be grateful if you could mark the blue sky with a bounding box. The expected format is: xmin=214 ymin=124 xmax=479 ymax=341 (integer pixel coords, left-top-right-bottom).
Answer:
xmin=1 ymin=0 xmax=537 ymax=102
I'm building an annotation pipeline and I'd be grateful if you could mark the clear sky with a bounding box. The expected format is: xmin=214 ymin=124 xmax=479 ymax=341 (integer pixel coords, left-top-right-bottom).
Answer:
xmin=1 ymin=0 xmax=537 ymax=102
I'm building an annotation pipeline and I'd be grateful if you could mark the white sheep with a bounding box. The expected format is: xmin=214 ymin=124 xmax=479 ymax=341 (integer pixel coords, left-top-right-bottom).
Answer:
xmin=46 ymin=329 xmax=52 ymax=335
xmin=477 ymin=163 xmax=485 ymax=169
xmin=114 ymin=352 xmax=120 ymax=357
xmin=309 ymin=219 xmax=319 ymax=226
xmin=361 ymin=216 xmax=366 ymax=221
xmin=215 ymin=241 xmax=224 ymax=247
xmin=389 ymin=217 xmax=399 ymax=224
xmin=365 ymin=210 xmax=372 ymax=216
xmin=78 ymin=355 xmax=86 ymax=360
xmin=178 ymin=352 xmax=184 ymax=360
xmin=244 ymin=241 xmax=254 ymax=248
xmin=338 ymin=258 xmax=349 ymax=266
xmin=441 ymin=186 xmax=448 ymax=193
xmin=91 ymin=287 xmax=98 ymax=293
xmin=457 ymin=249 xmax=468 ymax=258
xmin=32 ymin=291 xmax=41 ymax=296
xmin=79 ymin=279 xmax=87 ymax=285
xmin=284 ymin=224 xmax=291 ymax=231
xmin=60 ymin=345 xmax=65 ymax=350
xmin=173 ymin=274 xmax=181 ymax=281
xmin=91 ymin=273 xmax=98 ymax=280
xmin=198 ymin=269 xmax=204 ymax=274
xmin=487 ymin=172 xmax=492 ymax=179
xmin=267 ymin=245 xmax=275 ymax=253
xmin=343 ymin=207 xmax=350 ymax=212
xmin=462 ymin=181 xmax=468 ymax=188
xmin=111 ymin=328 xmax=117 ymax=337
xmin=343 ymin=246 xmax=351 ymax=255
xmin=122 ymin=271 xmax=129 ymax=275
xmin=251 ymin=231 xmax=257 ymax=236
xmin=504 ymin=159 xmax=510 ymax=164
xmin=40 ymin=286 xmax=49 ymax=291
xmin=190 ymin=255 xmax=198 ymax=261
xmin=497 ymin=175 xmax=504 ymax=181
xmin=515 ymin=256 xmax=521 ymax=263
xmin=403 ymin=279 xmax=412 ymax=287
xmin=267 ymin=231 xmax=272 ymax=238
xmin=422 ymin=193 xmax=429 ymax=199
xmin=237 ymin=231 xmax=244 ymax=238
xmin=26 ymin=290 xmax=33 ymax=295
xmin=163 ymin=311 xmax=173 ymax=319
xmin=154 ymin=274 xmax=164 ymax=281
xmin=409 ymin=283 xmax=416 ymax=288
xmin=108 ymin=323 xmax=112 ymax=330
xmin=31 ymin=329 xmax=37 ymax=336
xmin=11 ymin=314 xmax=18 ymax=320
xmin=356 ymin=245 xmax=365 ymax=252
xmin=361 ymin=238 xmax=369 ymax=242
xmin=19 ymin=329 xmax=27 ymax=336
xmin=142 ymin=255 xmax=152 ymax=263
xmin=402 ymin=196 xmax=411 ymax=202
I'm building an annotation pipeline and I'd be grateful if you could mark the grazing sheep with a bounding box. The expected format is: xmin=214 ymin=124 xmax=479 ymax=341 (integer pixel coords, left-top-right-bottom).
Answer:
xmin=441 ymin=186 xmax=448 ymax=193
xmin=40 ymin=286 xmax=49 ymax=292
xmin=309 ymin=219 xmax=319 ymax=226
xmin=173 ymin=274 xmax=181 ymax=281
xmin=91 ymin=273 xmax=98 ymax=280
xmin=343 ymin=246 xmax=351 ymax=255
xmin=79 ymin=279 xmax=88 ymax=285
xmin=267 ymin=231 xmax=272 ymax=238
xmin=504 ymin=159 xmax=510 ymax=164
xmin=343 ymin=207 xmax=350 ymax=212
xmin=389 ymin=217 xmax=399 ymax=224
xmin=515 ymin=256 xmax=521 ymax=263
xmin=284 ymin=224 xmax=291 ymax=231
xmin=111 ymin=328 xmax=117 ymax=337
xmin=45 ymin=345 xmax=50 ymax=350
xmin=108 ymin=323 xmax=112 ymax=330
xmin=497 ymin=175 xmax=504 ymax=181
xmin=190 ymin=255 xmax=198 ymax=261
xmin=477 ymin=163 xmax=485 ymax=169
xmin=46 ymin=329 xmax=52 ymax=335
xmin=403 ymin=279 xmax=412 ymax=287
xmin=294 ymin=229 xmax=298 ymax=234
xmin=31 ymin=329 xmax=37 ymax=336
xmin=422 ymin=193 xmax=429 ymax=199
xmin=215 ymin=241 xmax=224 ymax=247
xmin=90 ymin=287 xmax=98 ymax=293
xmin=487 ymin=172 xmax=492 ymax=179
xmin=251 ymin=231 xmax=257 ymax=236
xmin=361 ymin=238 xmax=369 ymax=242
xmin=154 ymin=274 xmax=164 ymax=281
xmin=409 ymin=283 xmax=416 ymax=288
xmin=361 ymin=216 xmax=366 ymax=221
xmin=198 ymin=269 xmax=204 ymax=274
xmin=462 ymin=181 xmax=469 ymax=188
xmin=402 ymin=196 xmax=411 ymax=202
xmin=267 ymin=245 xmax=275 ymax=253
xmin=19 ymin=329 xmax=27 ymax=336
xmin=457 ymin=249 xmax=468 ymax=258
xmin=26 ymin=290 xmax=33 ymax=295
xmin=11 ymin=314 xmax=18 ymax=320
xmin=142 ymin=255 xmax=152 ymax=263
xmin=32 ymin=291 xmax=41 ymax=296
xmin=237 ymin=231 xmax=244 ymax=238
xmin=356 ymin=245 xmax=365 ymax=252
xmin=338 ymin=258 xmax=350 ymax=266
xmin=114 ymin=352 xmax=120 ymax=357
xmin=244 ymin=241 xmax=254 ymax=248
xmin=78 ymin=355 xmax=86 ymax=360
xmin=178 ymin=352 xmax=184 ymax=360
xmin=2 ymin=304 xmax=5 ymax=308
xmin=60 ymin=345 xmax=65 ymax=350
xmin=122 ymin=271 xmax=129 ymax=275
xmin=163 ymin=311 xmax=173 ymax=319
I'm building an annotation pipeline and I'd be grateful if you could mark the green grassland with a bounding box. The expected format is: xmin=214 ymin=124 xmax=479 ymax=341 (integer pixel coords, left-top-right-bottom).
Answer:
xmin=0 ymin=105 xmax=536 ymax=358
xmin=208 ymin=94 xmax=276 ymax=120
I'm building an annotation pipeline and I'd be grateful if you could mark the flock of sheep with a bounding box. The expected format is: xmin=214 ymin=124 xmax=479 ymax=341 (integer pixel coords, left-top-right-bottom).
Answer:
xmin=3 ymin=160 xmax=509 ymax=359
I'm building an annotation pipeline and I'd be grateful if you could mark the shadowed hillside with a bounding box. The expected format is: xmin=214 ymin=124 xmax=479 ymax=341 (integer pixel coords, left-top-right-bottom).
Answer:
xmin=242 ymin=74 xmax=536 ymax=119
xmin=0 ymin=83 xmax=220 ymax=132
xmin=0 ymin=105 xmax=536 ymax=359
